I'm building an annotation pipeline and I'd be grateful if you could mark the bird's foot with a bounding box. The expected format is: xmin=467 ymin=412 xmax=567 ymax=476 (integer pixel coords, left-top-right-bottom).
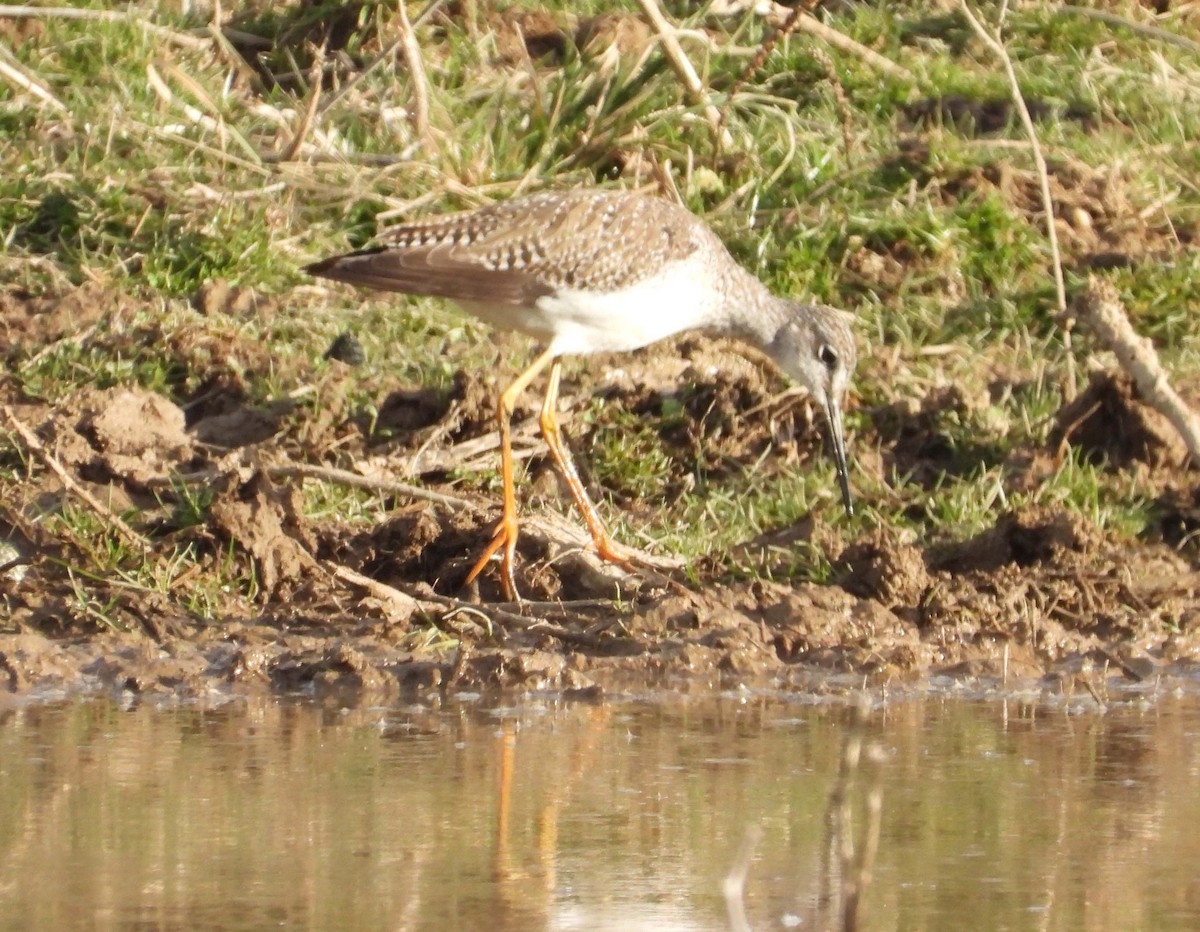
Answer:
xmin=590 ymin=535 xmax=638 ymax=572
xmin=465 ymin=514 xmax=521 ymax=602
xmin=585 ymin=533 xmax=695 ymax=598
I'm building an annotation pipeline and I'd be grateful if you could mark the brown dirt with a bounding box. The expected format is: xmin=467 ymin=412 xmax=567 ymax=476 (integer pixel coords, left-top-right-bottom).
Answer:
xmin=1 ymin=282 xmax=132 ymax=359
xmin=2 ymin=284 xmax=1200 ymax=702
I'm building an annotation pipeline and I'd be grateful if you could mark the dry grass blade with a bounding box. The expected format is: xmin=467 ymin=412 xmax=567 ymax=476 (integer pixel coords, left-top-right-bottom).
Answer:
xmin=278 ymin=47 xmax=325 ymax=162
xmin=146 ymin=62 xmax=263 ymax=164
xmin=204 ymin=22 xmax=263 ymax=89
xmin=316 ymin=37 xmax=401 ymax=117
xmin=150 ymin=463 xmax=479 ymax=512
xmin=959 ymin=0 xmax=1073 ymax=397
xmin=1052 ymin=3 xmax=1200 ymax=55
xmin=811 ymin=46 xmax=854 ymax=168
xmin=0 ymin=43 xmax=67 ymax=113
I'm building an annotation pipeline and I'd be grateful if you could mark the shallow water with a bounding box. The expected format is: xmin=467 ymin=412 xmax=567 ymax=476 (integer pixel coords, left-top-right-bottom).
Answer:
xmin=2 ymin=688 xmax=1199 ymax=930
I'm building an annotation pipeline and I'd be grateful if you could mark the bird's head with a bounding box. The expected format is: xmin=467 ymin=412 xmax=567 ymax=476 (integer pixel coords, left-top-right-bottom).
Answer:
xmin=766 ymin=304 xmax=857 ymax=516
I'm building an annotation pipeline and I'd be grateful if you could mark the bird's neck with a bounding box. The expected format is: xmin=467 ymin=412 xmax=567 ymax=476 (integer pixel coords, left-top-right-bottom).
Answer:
xmin=716 ymin=268 xmax=788 ymax=349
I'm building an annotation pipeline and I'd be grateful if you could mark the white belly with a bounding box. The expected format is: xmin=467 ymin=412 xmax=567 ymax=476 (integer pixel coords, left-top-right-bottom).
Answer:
xmin=459 ymin=255 xmax=721 ymax=357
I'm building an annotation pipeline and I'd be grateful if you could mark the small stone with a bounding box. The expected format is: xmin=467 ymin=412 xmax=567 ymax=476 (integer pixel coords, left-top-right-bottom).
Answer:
xmin=324 ymin=331 xmax=366 ymax=365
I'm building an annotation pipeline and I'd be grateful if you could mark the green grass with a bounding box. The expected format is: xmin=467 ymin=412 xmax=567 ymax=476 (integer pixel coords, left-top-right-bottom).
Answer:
xmin=1 ymin=0 xmax=1197 ymax=605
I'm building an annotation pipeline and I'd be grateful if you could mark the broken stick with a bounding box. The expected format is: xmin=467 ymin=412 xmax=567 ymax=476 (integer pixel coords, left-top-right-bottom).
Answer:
xmin=1073 ymin=276 xmax=1200 ymax=465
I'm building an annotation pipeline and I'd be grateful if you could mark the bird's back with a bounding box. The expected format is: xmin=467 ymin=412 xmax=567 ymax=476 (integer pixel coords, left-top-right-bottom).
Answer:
xmin=305 ymin=189 xmax=724 ymax=308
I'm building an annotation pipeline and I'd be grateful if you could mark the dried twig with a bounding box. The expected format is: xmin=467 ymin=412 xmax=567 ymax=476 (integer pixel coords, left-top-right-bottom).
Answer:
xmin=1 ymin=405 xmax=163 ymax=565
xmin=715 ymin=1 xmax=914 ymax=83
xmin=489 ymin=598 xmax=629 ymax=613
xmin=326 ymin=563 xmax=421 ymax=621
xmin=633 ymin=0 xmax=732 ymax=149
xmin=723 ymin=0 xmax=808 ymax=113
xmin=0 ymin=5 xmax=209 ymax=50
xmin=154 ymin=462 xmax=478 ymax=511
xmin=395 ymin=0 xmax=432 ymax=147
xmin=418 ymin=591 xmax=625 ymax=649
xmin=794 ymin=10 xmax=913 ymax=81
xmin=959 ymin=1 xmax=1073 ymax=398
xmin=407 ymin=417 xmax=541 ymax=475
xmin=20 ymin=323 xmax=100 ymax=370
xmin=811 ymin=46 xmax=854 ymax=168
xmin=1074 ymin=276 xmax=1200 ymax=464
xmin=269 ymin=462 xmax=478 ymax=510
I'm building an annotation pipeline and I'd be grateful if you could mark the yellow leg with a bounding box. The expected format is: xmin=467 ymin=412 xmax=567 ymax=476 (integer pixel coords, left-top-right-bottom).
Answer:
xmin=539 ymin=359 xmax=634 ymax=569
xmin=465 ymin=347 xmax=557 ymax=600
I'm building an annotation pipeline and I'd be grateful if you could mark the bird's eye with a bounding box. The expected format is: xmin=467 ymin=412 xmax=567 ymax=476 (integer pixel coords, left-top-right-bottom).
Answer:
xmin=817 ymin=343 xmax=839 ymax=369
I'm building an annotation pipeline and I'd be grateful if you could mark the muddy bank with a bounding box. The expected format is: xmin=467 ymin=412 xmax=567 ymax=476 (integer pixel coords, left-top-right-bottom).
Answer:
xmin=3 ymin=503 xmax=1199 ymax=703
xmin=3 ymin=285 xmax=1200 ymax=702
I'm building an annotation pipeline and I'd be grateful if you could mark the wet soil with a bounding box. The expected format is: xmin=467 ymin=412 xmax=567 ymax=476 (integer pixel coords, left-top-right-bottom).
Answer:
xmin=2 ymin=283 xmax=1200 ymax=702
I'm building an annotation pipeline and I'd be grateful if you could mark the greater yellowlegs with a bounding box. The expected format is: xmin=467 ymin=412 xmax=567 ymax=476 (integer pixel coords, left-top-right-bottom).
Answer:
xmin=306 ymin=189 xmax=856 ymax=599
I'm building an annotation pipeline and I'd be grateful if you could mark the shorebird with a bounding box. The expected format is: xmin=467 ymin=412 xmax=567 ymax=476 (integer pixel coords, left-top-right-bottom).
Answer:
xmin=306 ymin=189 xmax=856 ymax=599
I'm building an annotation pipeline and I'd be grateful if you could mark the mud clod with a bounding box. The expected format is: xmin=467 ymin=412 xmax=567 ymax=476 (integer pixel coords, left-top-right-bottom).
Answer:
xmin=839 ymin=531 xmax=930 ymax=607
xmin=1051 ymin=369 xmax=1189 ymax=469
xmin=22 ymin=388 xmax=196 ymax=489
xmin=1155 ymin=480 xmax=1200 ymax=551
xmin=193 ymin=279 xmax=262 ymax=318
xmin=210 ymin=473 xmax=316 ymax=597
xmin=932 ymin=506 xmax=1094 ymax=574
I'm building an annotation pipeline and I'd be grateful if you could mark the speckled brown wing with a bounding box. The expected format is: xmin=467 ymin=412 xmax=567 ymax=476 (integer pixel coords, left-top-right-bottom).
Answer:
xmin=302 ymin=240 xmax=548 ymax=306
xmin=304 ymin=190 xmax=708 ymax=306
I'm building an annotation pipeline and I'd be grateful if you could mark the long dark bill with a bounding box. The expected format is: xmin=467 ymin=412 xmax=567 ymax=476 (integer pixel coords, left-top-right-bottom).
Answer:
xmin=824 ymin=396 xmax=853 ymax=517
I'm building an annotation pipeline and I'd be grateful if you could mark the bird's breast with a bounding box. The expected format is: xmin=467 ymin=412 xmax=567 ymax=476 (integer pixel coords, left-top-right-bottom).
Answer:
xmin=457 ymin=254 xmax=723 ymax=357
